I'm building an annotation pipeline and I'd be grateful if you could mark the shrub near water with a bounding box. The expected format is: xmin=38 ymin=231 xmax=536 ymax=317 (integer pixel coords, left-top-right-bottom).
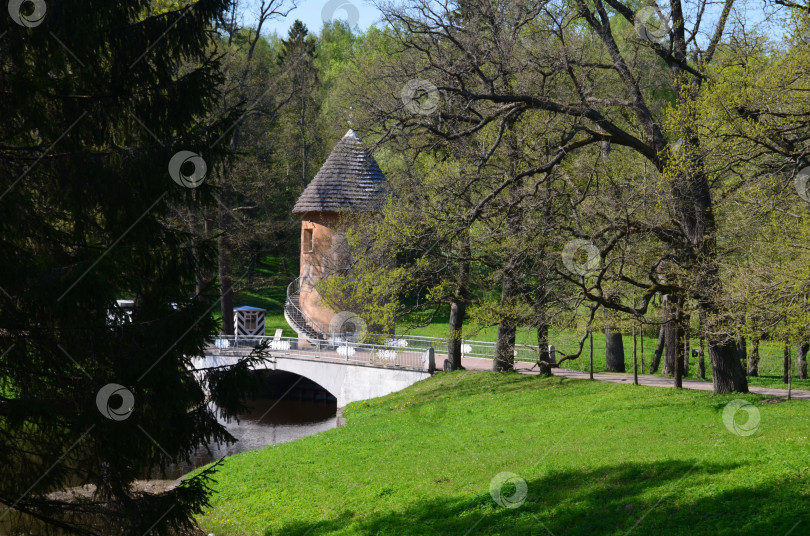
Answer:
xmin=197 ymin=373 xmax=810 ymax=535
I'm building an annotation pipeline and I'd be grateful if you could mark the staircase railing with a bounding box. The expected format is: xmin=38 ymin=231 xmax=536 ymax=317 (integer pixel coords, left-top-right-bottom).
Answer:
xmin=283 ymin=277 xmax=545 ymax=363
xmin=284 ymin=276 xmax=332 ymax=342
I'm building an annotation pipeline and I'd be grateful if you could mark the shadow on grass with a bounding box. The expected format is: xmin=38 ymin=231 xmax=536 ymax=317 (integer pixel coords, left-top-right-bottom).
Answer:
xmin=266 ymin=460 xmax=808 ymax=536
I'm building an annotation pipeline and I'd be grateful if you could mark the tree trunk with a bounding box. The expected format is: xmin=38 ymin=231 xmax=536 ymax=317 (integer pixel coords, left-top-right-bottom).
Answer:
xmin=683 ymin=338 xmax=689 ymax=377
xmin=493 ymin=259 xmax=518 ymax=372
xmin=735 ymin=336 xmax=747 ymax=376
xmin=536 ymin=323 xmax=552 ymax=375
xmin=493 ymin=190 xmax=521 ymax=372
xmin=300 ymin=77 xmax=307 ymax=187
xmin=797 ymin=342 xmax=809 ymax=380
xmin=605 ymin=329 xmax=626 ymax=372
xmin=534 ymin=267 xmax=552 ymax=375
xmin=640 ymin=325 xmax=645 ymax=374
xmin=669 ymin=44 xmax=748 ymax=393
xmin=663 ymin=297 xmax=679 ymax=376
xmin=682 ymin=314 xmax=690 ymax=377
xmin=493 ymin=319 xmax=516 ymax=371
xmin=247 ymin=251 xmax=257 ymax=287
xmin=447 ymin=237 xmax=470 ymax=371
xmin=447 ymin=300 xmax=466 ymax=371
xmin=661 ymin=295 xmax=675 ymax=375
xmin=783 ymin=344 xmax=791 ymax=384
xmin=649 ymin=325 xmax=665 ymax=374
xmin=698 ymin=334 xmax=706 ymax=380
xmin=748 ymin=336 xmax=760 ymax=377
xmin=674 ymin=343 xmax=683 ymax=388
xmin=218 ymin=193 xmax=234 ymax=336
xmin=218 ymin=82 xmax=246 ymax=337
xmin=685 ymin=204 xmax=748 ymax=392
xmin=707 ymin=336 xmax=749 ymax=393
xmin=589 ymin=331 xmax=594 ymax=379
xmin=672 ymin=298 xmax=684 ymax=388
xmin=632 ymin=325 xmax=638 ymax=385
xmin=195 ymin=213 xmax=212 ymax=297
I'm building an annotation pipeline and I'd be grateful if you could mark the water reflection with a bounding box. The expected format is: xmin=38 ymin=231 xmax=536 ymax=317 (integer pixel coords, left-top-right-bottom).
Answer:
xmin=158 ymin=397 xmax=338 ymax=480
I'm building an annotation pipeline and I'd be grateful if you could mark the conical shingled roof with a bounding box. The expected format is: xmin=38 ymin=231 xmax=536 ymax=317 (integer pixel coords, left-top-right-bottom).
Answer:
xmin=293 ymin=130 xmax=388 ymax=214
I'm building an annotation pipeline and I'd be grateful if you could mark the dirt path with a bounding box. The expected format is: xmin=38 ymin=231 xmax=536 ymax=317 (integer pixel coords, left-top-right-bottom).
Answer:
xmin=445 ymin=355 xmax=810 ymax=400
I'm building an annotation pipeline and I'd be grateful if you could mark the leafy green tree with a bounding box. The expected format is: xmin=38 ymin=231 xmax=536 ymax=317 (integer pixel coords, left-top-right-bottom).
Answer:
xmin=363 ymin=0 xmax=805 ymax=392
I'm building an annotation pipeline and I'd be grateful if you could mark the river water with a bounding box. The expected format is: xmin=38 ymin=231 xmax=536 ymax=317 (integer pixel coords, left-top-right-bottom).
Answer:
xmin=158 ymin=394 xmax=339 ymax=480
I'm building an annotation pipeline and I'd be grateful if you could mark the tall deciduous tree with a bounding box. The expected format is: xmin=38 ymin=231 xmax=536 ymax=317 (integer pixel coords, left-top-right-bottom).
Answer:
xmin=369 ymin=0 xmax=789 ymax=392
xmin=214 ymin=0 xmax=296 ymax=335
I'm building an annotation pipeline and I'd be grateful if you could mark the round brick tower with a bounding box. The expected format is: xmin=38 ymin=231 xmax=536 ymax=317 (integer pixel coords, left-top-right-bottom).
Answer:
xmin=284 ymin=130 xmax=388 ymax=341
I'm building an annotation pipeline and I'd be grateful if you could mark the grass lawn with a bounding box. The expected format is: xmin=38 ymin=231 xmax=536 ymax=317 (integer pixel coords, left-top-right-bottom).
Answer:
xmin=196 ymin=373 xmax=810 ymax=535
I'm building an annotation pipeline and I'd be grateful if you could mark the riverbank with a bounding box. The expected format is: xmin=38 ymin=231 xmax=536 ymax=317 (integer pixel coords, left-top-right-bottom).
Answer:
xmin=195 ymin=372 xmax=810 ymax=535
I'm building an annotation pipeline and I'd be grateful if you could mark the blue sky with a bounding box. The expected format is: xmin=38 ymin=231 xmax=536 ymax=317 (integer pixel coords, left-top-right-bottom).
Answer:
xmin=255 ymin=0 xmax=384 ymax=37
xmin=246 ymin=0 xmax=785 ymax=42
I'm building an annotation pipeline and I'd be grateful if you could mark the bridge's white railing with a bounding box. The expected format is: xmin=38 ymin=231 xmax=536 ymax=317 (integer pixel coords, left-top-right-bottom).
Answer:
xmin=209 ymin=333 xmax=545 ymax=369
xmin=372 ymin=334 xmax=541 ymax=363
xmin=208 ymin=335 xmax=430 ymax=371
xmin=455 ymin=339 xmax=541 ymax=362
xmin=375 ymin=334 xmax=448 ymax=355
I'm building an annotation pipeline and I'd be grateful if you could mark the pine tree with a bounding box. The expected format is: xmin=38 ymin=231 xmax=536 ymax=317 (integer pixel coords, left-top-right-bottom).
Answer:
xmin=0 ymin=1 xmax=264 ymax=533
xmin=277 ymin=20 xmax=322 ymax=188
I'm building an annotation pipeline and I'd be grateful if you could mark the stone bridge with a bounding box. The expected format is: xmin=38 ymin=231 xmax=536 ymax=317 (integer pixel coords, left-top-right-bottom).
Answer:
xmin=195 ymin=338 xmax=434 ymax=407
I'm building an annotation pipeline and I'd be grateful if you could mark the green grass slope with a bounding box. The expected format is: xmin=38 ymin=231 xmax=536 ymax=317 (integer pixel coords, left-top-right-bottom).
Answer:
xmin=197 ymin=373 xmax=810 ymax=535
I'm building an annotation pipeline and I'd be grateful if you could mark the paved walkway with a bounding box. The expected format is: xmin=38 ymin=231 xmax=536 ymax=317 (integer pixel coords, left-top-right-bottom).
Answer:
xmin=447 ymin=356 xmax=810 ymax=400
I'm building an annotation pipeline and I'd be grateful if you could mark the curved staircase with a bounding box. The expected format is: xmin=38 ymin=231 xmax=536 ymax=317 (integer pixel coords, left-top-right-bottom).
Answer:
xmin=284 ymin=277 xmax=331 ymax=344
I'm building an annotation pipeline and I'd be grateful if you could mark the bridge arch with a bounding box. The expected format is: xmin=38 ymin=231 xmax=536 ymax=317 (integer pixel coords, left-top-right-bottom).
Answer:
xmin=251 ymin=369 xmax=337 ymax=405
xmin=272 ymin=357 xmax=430 ymax=407
xmin=193 ymin=354 xmax=431 ymax=408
